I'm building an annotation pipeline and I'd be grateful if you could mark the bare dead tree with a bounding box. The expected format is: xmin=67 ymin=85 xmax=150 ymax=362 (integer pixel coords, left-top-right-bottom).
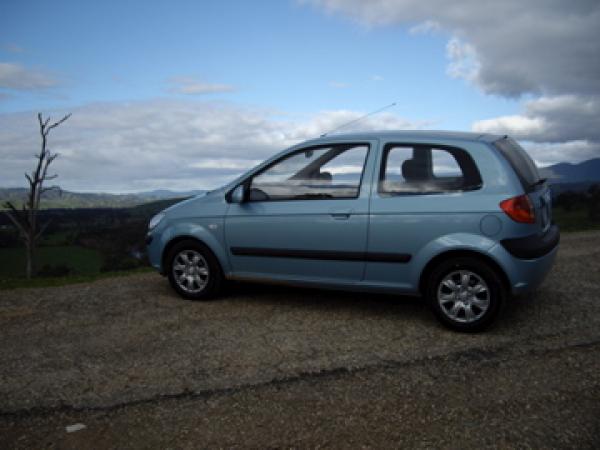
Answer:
xmin=3 ymin=112 xmax=71 ymax=279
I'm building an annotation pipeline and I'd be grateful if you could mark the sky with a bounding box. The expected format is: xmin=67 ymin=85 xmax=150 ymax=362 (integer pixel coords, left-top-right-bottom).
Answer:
xmin=0 ymin=0 xmax=599 ymax=193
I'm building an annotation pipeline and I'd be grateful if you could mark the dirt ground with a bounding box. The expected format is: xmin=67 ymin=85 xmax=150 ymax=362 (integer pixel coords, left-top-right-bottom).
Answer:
xmin=1 ymin=231 xmax=599 ymax=448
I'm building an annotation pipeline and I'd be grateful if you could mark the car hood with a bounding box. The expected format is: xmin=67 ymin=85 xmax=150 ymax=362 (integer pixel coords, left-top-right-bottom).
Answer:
xmin=163 ymin=187 xmax=229 ymax=220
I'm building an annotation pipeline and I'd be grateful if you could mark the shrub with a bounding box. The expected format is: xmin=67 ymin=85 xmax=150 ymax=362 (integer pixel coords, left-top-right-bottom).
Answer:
xmin=37 ymin=264 xmax=73 ymax=277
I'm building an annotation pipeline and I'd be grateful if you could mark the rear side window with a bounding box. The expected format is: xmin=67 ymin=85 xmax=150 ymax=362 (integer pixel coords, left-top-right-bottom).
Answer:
xmin=494 ymin=137 xmax=541 ymax=190
xmin=379 ymin=144 xmax=482 ymax=195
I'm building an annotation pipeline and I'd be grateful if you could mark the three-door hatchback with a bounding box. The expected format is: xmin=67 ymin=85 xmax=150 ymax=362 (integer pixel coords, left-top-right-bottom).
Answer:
xmin=146 ymin=131 xmax=559 ymax=331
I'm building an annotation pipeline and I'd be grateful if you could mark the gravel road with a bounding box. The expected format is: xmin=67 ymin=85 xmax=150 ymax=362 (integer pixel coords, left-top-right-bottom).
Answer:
xmin=1 ymin=231 xmax=599 ymax=448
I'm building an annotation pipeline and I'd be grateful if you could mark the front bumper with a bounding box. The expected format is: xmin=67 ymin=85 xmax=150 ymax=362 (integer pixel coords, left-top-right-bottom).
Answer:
xmin=146 ymin=231 xmax=163 ymax=272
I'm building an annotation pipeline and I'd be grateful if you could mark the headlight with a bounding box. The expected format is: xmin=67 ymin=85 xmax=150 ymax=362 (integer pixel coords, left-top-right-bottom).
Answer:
xmin=148 ymin=212 xmax=165 ymax=231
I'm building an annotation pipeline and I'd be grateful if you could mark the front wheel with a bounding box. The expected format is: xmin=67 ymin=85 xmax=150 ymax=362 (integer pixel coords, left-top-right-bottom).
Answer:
xmin=426 ymin=257 xmax=505 ymax=332
xmin=166 ymin=240 xmax=223 ymax=300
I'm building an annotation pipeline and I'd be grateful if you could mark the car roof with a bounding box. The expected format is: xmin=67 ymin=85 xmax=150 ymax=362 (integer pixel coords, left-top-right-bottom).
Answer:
xmin=301 ymin=130 xmax=503 ymax=146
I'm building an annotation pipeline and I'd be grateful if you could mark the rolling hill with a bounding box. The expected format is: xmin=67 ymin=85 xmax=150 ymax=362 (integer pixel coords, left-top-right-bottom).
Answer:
xmin=0 ymin=188 xmax=205 ymax=210
xmin=542 ymin=158 xmax=600 ymax=183
xmin=1 ymin=158 xmax=598 ymax=209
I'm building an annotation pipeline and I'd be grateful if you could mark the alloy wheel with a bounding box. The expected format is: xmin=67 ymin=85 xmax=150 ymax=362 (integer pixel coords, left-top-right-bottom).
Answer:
xmin=172 ymin=250 xmax=210 ymax=294
xmin=437 ymin=270 xmax=490 ymax=323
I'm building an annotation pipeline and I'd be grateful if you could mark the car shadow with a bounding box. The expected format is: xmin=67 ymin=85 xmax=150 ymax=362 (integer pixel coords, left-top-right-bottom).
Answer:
xmin=224 ymin=279 xmax=433 ymax=324
xmin=157 ymin=276 xmax=537 ymax=333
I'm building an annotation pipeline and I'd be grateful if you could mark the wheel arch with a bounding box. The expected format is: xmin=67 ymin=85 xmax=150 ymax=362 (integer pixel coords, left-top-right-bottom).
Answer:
xmin=161 ymin=235 xmax=226 ymax=276
xmin=418 ymin=249 xmax=510 ymax=295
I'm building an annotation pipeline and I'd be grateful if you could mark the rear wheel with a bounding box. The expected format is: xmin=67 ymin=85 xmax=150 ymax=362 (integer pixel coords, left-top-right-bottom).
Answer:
xmin=426 ymin=257 xmax=505 ymax=332
xmin=166 ymin=240 xmax=223 ymax=300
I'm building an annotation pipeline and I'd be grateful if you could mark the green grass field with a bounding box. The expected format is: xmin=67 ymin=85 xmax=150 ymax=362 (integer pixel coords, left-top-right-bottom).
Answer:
xmin=38 ymin=230 xmax=78 ymax=246
xmin=0 ymin=246 xmax=103 ymax=278
xmin=0 ymin=266 xmax=152 ymax=290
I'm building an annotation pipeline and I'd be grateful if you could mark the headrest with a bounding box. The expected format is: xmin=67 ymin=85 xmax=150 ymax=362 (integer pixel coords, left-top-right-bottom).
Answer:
xmin=402 ymin=159 xmax=429 ymax=181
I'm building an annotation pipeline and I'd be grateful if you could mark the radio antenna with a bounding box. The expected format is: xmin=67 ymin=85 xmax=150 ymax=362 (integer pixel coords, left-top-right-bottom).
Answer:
xmin=320 ymin=102 xmax=397 ymax=137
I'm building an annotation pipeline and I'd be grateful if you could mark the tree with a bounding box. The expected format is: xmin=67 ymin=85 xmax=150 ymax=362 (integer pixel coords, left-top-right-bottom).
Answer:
xmin=2 ymin=113 xmax=71 ymax=278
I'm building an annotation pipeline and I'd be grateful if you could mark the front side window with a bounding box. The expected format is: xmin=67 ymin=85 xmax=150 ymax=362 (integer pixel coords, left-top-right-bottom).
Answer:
xmin=249 ymin=144 xmax=369 ymax=201
xmin=379 ymin=144 xmax=482 ymax=195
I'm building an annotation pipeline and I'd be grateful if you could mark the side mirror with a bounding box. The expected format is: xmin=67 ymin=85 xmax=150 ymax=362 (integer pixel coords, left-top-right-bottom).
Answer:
xmin=230 ymin=184 xmax=245 ymax=203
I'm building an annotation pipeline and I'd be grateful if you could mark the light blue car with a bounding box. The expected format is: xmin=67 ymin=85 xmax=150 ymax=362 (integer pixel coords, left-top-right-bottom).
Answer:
xmin=146 ymin=131 xmax=559 ymax=331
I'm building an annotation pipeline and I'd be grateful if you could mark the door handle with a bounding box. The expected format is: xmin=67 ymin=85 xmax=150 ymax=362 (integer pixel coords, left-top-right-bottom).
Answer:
xmin=330 ymin=209 xmax=353 ymax=220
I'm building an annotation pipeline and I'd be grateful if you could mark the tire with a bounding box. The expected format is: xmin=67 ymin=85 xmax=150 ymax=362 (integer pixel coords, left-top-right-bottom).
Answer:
xmin=425 ymin=257 xmax=505 ymax=332
xmin=165 ymin=239 xmax=223 ymax=300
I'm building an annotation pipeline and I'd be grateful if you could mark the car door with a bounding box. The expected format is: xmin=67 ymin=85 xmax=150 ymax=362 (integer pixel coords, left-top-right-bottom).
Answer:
xmin=225 ymin=141 xmax=375 ymax=283
xmin=365 ymin=141 xmax=485 ymax=291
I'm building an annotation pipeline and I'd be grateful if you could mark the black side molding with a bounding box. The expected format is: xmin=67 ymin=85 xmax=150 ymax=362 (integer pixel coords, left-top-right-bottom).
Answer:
xmin=500 ymin=224 xmax=560 ymax=259
xmin=230 ymin=247 xmax=411 ymax=263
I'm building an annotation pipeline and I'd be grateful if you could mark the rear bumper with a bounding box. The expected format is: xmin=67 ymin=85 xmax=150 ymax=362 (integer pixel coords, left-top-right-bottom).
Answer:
xmin=500 ymin=224 xmax=560 ymax=259
xmin=491 ymin=226 xmax=560 ymax=295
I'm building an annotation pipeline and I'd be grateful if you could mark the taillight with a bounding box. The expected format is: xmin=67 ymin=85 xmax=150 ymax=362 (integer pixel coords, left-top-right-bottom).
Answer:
xmin=500 ymin=194 xmax=535 ymax=224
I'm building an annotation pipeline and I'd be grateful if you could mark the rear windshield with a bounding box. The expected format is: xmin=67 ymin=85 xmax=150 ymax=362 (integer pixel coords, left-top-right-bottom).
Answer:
xmin=494 ymin=137 xmax=541 ymax=190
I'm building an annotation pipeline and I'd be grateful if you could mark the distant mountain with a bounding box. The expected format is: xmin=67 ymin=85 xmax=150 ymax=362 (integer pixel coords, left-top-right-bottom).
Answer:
xmin=0 ymin=188 xmax=205 ymax=210
xmin=1 ymin=158 xmax=598 ymax=209
xmin=135 ymin=189 xmax=206 ymax=199
xmin=542 ymin=158 xmax=600 ymax=184
xmin=541 ymin=158 xmax=600 ymax=196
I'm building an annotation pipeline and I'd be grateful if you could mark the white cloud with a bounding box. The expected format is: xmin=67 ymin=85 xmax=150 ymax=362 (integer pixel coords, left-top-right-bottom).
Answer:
xmin=445 ymin=37 xmax=479 ymax=82
xmin=167 ymin=77 xmax=235 ymax=95
xmin=304 ymin=0 xmax=600 ymax=166
xmin=0 ymin=100 xmax=425 ymax=192
xmin=190 ymin=158 xmax=263 ymax=170
xmin=370 ymin=75 xmax=384 ymax=82
xmin=328 ymin=81 xmax=351 ymax=89
xmin=303 ymin=0 xmax=600 ymax=97
xmin=524 ymin=140 xmax=600 ymax=167
xmin=473 ymin=95 xmax=600 ymax=164
xmin=0 ymin=62 xmax=58 ymax=90
xmin=409 ymin=20 xmax=440 ymax=35
xmin=473 ymin=115 xmax=546 ymax=138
